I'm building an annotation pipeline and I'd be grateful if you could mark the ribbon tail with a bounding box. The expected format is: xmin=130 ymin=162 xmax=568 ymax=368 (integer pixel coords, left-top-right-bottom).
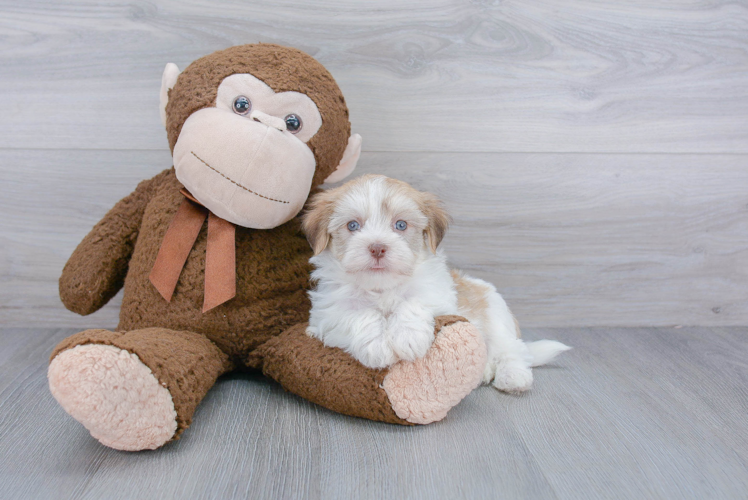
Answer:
xmin=150 ymin=198 xmax=208 ymax=302
xmin=203 ymin=211 xmax=236 ymax=312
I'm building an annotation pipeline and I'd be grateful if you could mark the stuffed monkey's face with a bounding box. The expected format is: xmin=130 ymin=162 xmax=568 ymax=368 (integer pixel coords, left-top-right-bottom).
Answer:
xmin=172 ymin=74 xmax=323 ymax=229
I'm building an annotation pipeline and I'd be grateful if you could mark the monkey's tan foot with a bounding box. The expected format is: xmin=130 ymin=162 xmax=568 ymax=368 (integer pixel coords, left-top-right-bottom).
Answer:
xmin=49 ymin=344 xmax=177 ymax=451
xmin=48 ymin=328 xmax=232 ymax=451
xmin=253 ymin=316 xmax=486 ymax=425
xmin=382 ymin=315 xmax=487 ymax=424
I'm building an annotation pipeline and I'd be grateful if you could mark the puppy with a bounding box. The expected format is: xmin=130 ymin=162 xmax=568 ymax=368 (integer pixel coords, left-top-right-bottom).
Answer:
xmin=302 ymin=174 xmax=569 ymax=393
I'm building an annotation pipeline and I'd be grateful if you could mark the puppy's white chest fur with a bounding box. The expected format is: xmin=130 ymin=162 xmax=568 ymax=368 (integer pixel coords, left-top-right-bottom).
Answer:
xmin=367 ymin=252 xmax=457 ymax=316
xmin=307 ymin=250 xmax=458 ymax=369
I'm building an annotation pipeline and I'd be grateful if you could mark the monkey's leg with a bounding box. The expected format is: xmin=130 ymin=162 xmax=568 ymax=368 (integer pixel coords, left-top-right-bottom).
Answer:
xmin=48 ymin=328 xmax=232 ymax=451
xmin=251 ymin=315 xmax=487 ymax=425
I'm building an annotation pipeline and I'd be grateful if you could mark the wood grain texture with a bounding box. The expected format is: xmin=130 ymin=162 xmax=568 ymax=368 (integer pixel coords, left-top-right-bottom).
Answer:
xmin=2 ymin=2 xmax=747 ymax=498
xmin=2 ymin=149 xmax=746 ymax=328
xmin=1 ymin=327 xmax=747 ymax=499
xmin=0 ymin=0 xmax=746 ymax=153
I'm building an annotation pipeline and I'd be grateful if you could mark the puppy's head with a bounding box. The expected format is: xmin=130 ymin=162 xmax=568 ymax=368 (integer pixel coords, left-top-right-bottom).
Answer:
xmin=303 ymin=175 xmax=450 ymax=287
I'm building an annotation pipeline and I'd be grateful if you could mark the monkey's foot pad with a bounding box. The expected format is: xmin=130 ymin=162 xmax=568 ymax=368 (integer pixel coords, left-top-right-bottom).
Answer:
xmin=383 ymin=319 xmax=487 ymax=424
xmin=48 ymin=344 xmax=177 ymax=451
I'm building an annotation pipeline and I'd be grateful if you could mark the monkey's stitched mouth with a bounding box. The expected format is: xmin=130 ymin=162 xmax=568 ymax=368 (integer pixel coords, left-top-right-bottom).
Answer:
xmin=190 ymin=151 xmax=290 ymax=205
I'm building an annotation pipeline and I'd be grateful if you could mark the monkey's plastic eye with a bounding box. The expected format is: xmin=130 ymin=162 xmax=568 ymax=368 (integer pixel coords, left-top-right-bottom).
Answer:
xmin=394 ymin=220 xmax=407 ymax=231
xmin=233 ymin=96 xmax=251 ymax=115
xmin=285 ymin=114 xmax=302 ymax=133
xmin=347 ymin=221 xmax=360 ymax=232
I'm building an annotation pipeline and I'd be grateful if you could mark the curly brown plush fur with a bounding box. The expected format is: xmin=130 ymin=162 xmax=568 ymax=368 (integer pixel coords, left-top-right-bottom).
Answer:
xmin=61 ymin=167 xmax=314 ymax=361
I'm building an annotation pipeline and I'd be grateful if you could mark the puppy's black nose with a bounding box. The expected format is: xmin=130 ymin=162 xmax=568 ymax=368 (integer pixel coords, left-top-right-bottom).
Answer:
xmin=369 ymin=244 xmax=387 ymax=259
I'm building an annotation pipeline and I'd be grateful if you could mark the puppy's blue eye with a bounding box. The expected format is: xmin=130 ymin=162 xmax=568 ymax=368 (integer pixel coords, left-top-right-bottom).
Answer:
xmin=233 ymin=96 xmax=251 ymax=115
xmin=394 ymin=220 xmax=407 ymax=231
xmin=347 ymin=221 xmax=360 ymax=231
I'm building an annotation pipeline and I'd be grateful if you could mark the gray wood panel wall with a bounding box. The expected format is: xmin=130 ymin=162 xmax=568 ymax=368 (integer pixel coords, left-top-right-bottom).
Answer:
xmin=1 ymin=0 xmax=747 ymax=328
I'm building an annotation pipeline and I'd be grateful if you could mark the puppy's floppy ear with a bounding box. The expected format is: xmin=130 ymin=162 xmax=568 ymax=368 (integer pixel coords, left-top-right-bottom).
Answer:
xmin=302 ymin=190 xmax=337 ymax=255
xmin=419 ymin=192 xmax=451 ymax=253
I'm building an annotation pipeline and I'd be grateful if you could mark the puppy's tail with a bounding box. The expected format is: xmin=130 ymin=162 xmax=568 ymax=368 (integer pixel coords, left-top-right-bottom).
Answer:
xmin=526 ymin=340 xmax=571 ymax=367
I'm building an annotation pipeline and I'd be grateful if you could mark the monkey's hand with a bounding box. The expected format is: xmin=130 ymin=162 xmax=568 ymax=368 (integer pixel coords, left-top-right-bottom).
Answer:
xmin=59 ymin=170 xmax=166 ymax=315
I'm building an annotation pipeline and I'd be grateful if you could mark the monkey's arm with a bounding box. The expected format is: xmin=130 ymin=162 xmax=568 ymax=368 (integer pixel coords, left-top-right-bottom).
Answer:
xmin=251 ymin=316 xmax=486 ymax=425
xmin=59 ymin=170 xmax=168 ymax=315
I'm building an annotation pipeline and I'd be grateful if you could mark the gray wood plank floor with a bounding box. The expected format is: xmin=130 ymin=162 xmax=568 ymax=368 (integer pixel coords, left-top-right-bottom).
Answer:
xmin=1 ymin=327 xmax=747 ymax=499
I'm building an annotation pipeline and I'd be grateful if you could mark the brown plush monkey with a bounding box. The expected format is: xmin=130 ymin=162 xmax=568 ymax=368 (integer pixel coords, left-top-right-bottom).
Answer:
xmin=47 ymin=44 xmax=486 ymax=451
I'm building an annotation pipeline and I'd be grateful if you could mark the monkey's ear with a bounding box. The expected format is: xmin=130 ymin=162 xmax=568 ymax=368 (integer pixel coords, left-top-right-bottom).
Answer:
xmin=324 ymin=134 xmax=362 ymax=184
xmin=159 ymin=63 xmax=181 ymax=127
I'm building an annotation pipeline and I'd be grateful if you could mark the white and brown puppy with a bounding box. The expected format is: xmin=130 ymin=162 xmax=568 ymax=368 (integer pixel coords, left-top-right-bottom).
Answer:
xmin=302 ymin=174 xmax=569 ymax=393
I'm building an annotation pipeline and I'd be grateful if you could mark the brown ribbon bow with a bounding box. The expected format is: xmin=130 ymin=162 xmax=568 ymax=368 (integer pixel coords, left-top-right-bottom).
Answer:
xmin=149 ymin=189 xmax=236 ymax=312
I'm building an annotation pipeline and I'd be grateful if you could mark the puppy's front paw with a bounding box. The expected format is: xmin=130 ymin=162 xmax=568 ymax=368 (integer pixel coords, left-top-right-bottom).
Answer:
xmin=390 ymin=322 xmax=434 ymax=362
xmin=492 ymin=363 xmax=533 ymax=394
xmin=388 ymin=302 xmax=435 ymax=362
xmin=356 ymin=335 xmax=398 ymax=369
